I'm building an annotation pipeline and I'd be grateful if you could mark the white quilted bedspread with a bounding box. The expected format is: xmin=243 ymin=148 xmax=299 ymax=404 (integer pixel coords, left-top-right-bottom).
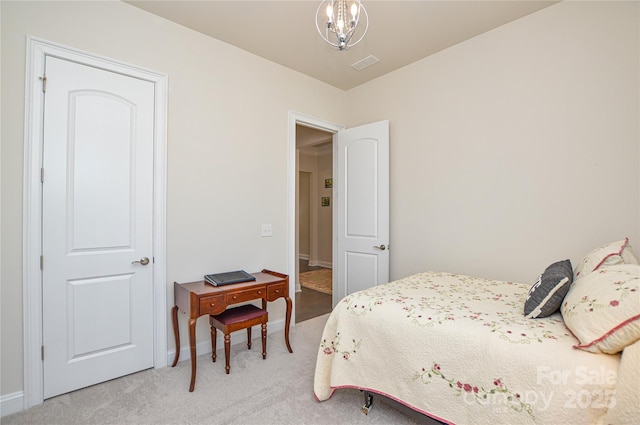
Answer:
xmin=313 ymin=272 xmax=622 ymax=425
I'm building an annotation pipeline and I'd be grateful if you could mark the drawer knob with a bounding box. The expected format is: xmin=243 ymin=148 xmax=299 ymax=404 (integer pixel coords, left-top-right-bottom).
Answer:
xmin=210 ymin=303 xmax=215 ymax=307
xmin=232 ymin=295 xmax=237 ymax=300
xmin=275 ymin=289 xmax=280 ymax=293
xmin=257 ymin=290 xmax=262 ymax=295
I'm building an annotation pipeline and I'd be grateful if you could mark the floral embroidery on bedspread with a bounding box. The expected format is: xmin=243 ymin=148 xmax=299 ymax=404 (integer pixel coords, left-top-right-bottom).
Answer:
xmin=413 ymin=363 xmax=534 ymax=418
xmin=320 ymin=332 xmax=362 ymax=360
xmin=341 ymin=271 xmax=573 ymax=343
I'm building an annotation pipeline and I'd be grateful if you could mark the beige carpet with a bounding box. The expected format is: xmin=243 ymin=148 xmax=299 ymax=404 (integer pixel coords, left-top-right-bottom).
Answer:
xmin=299 ymin=268 xmax=332 ymax=295
xmin=2 ymin=314 xmax=429 ymax=425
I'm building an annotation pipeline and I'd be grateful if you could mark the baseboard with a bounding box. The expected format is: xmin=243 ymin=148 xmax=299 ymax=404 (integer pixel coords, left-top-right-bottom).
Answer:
xmin=166 ymin=318 xmax=285 ymax=366
xmin=1 ymin=391 xmax=24 ymax=418
xmin=298 ymin=254 xmax=310 ymax=261
xmin=307 ymin=260 xmax=332 ymax=269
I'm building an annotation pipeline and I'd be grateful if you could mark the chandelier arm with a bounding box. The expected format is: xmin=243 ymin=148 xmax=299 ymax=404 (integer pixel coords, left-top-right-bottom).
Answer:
xmin=344 ymin=4 xmax=368 ymax=48
xmin=316 ymin=1 xmax=340 ymax=48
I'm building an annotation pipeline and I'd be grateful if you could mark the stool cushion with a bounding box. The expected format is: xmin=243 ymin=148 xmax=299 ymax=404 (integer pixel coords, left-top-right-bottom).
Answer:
xmin=212 ymin=304 xmax=267 ymax=325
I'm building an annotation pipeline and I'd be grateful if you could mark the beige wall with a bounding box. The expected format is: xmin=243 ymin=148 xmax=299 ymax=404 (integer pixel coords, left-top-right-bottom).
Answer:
xmin=298 ymin=171 xmax=311 ymax=258
xmin=2 ymin=0 xmax=639 ymax=405
xmin=346 ymin=0 xmax=640 ymax=283
xmin=316 ymin=152 xmax=333 ymax=266
xmin=0 ymin=0 xmax=346 ymax=398
xmin=298 ymin=150 xmax=333 ymax=266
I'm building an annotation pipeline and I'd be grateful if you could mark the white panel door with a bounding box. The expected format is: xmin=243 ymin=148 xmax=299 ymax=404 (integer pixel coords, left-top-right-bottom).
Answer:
xmin=42 ymin=56 xmax=155 ymax=398
xmin=335 ymin=120 xmax=389 ymax=304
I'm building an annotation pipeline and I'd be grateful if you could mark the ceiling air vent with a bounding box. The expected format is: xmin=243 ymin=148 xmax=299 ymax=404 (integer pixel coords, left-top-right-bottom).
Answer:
xmin=351 ymin=55 xmax=380 ymax=71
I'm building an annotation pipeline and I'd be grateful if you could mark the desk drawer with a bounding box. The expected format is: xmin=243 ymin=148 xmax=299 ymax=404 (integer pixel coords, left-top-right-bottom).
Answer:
xmin=199 ymin=295 xmax=226 ymax=315
xmin=267 ymin=283 xmax=287 ymax=301
xmin=227 ymin=287 xmax=265 ymax=305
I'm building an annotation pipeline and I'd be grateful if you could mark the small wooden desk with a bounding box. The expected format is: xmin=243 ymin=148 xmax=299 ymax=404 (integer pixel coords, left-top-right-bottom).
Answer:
xmin=171 ymin=269 xmax=293 ymax=392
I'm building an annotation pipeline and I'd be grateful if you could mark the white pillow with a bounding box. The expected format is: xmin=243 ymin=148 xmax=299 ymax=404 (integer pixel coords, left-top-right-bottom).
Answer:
xmin=561 ymin=264 xmax=640 ymax=354
xmin=573 ymin=238 xmax=639 ymax=280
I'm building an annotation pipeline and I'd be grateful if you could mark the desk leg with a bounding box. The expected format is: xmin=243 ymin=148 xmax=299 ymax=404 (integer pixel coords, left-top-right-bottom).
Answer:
xmin=188 ymin=318 xmax=197 ymax=392
xmin=171 ymin=306 xmax=180 ymax=367
xmin=284 ymin=296 xmax=293 ymax=353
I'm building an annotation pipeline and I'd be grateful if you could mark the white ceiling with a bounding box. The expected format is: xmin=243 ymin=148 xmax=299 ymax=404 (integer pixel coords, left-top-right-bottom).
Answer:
xmin=126 ymin=0 xmax=558 ymax=90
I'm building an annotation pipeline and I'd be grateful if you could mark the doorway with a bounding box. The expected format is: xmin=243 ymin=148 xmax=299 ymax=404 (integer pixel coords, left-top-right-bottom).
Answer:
xmin=23 ymin=37 xmax=167 ymax=408
xmin=287 ymin=113 xmax=390 ymax=325
xmin=295 ymin=124 xmax=334 ymax=323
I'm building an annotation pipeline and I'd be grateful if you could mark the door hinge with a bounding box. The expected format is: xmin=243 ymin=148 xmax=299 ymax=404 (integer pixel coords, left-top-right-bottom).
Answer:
xmin=41 ymin=168 xmax=44 ymax=183
xmin=41 ymin=345 xmax=45 ymax=360
xmin=39 ymin=75 xmax=47 ymax=92
xmin=40 ymin=255 xmax=43 ymax=270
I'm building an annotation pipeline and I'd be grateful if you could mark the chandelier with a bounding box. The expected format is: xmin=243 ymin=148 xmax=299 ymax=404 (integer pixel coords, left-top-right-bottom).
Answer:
xmin=315 ymin=0 xmax=368 ymax=51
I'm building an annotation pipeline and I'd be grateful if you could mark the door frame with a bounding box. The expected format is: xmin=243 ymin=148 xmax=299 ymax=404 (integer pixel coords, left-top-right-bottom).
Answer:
xmin=287 ymin=112 xmax=343 ymax=316
xmin=22 ymin=36 xmax=168 ymax=408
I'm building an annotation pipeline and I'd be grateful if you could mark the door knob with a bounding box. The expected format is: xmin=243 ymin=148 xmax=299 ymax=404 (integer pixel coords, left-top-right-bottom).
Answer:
xmin=132 ymin=257 xmax=150 ymax=265
xmin=373 ymin=244 xmax=387 ymax=251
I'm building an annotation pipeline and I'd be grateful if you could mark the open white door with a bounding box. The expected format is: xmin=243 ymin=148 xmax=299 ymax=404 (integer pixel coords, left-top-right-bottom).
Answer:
xmin=334 ymin=120 xmax=389 ymax=305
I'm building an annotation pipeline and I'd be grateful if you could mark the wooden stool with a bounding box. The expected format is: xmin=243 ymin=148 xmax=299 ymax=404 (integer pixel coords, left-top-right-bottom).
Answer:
xmin=209 ymin=304 xmax=268 ymax=374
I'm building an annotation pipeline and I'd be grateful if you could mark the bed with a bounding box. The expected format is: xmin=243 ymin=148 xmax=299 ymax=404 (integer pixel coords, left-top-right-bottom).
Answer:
xmin=313 ymin=239 xmax=640 ymax=424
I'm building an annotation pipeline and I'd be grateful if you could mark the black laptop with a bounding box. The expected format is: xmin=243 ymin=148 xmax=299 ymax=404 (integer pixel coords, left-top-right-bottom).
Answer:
xmin=204 ymin=270 xmax=256 ymax=286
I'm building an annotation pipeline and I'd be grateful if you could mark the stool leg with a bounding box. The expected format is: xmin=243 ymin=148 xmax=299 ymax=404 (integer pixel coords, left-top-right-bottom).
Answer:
xmin=247 ymin=326 xmax=252 ymax=350
xmin=224 ymin=333 xmax=231 ymax=374
xmin=261 ymin=322 xmax=267 ymax=359
xmin=211 ymin=326 xmax=217 ymax=363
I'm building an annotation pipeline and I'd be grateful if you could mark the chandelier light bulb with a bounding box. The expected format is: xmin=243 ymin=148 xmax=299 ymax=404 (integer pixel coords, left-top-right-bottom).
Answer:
xmin=326 ymin=4 xmax=333 ymax=19
xmin=351 ymin=2 xmax=357 ymax=18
